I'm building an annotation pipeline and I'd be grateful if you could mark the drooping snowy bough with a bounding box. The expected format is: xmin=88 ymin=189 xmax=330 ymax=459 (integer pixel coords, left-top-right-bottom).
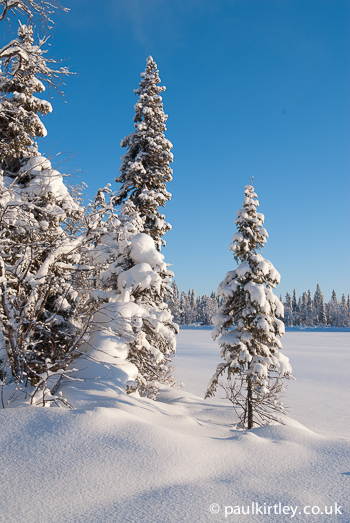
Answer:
xmin=205 ymin=181 xmax=293 ymax=429
xmin=115 ymin=56 xmax=173 ymax=251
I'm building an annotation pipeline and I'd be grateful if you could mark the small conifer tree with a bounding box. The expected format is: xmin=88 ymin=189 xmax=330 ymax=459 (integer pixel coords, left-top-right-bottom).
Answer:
xmin=206 ymin=180 xmax=293 ymax=429
xmin=313 ymin=284 xmax=326 ymax=325
xmin=339 ymin=294 xmax=349 ymax=327
xmin=166 ymin=280 xmax=180 ymax=322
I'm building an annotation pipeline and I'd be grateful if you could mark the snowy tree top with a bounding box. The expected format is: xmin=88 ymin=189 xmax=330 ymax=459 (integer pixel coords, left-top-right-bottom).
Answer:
xmin=135 ymin=55 xmax=165 ymax=96
xmin=0 ymin=21 xmax=70 ymax=168
xmin=116 ymin=56 xmax=173 ymax=249
xmin=0 ymin=21 xmax=69 ymax=96
xmin=229 ymin=182 xmax=268 ymax=262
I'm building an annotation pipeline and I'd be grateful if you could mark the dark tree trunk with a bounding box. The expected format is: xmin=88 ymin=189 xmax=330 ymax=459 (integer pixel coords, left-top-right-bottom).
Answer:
xmin=247 ymin=377 xmax=253 ymax=429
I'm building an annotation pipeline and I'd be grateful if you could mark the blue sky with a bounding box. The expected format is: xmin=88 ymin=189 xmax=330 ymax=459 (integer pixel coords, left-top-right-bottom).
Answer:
xmin=27 ymin=0 xmax=349 ymax=300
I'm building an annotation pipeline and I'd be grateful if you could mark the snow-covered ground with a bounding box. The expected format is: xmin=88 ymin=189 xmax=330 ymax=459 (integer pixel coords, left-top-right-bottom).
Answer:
xmin=175 ymin=328 xmax=350 ymax=439
xmin=0 ymin=329 xmax=349 ymax=522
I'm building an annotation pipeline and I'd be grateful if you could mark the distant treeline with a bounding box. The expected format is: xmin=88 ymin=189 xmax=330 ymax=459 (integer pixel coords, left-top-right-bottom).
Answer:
xmin=167 ymin=282 xmax=350 ymax=328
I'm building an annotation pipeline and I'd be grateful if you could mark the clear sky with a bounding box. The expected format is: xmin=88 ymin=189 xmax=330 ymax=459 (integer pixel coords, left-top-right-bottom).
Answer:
xmin=26 ymin=0 xmax=349 ymax=300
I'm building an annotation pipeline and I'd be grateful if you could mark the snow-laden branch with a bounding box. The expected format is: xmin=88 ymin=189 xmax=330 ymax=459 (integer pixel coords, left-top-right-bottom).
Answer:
xmin=0 ymin=0 xmax=68 ymax=29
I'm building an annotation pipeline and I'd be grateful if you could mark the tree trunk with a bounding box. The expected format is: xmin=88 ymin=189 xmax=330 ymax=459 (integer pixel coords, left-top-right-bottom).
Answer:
xmin=247 ymin=377 xmax=253 ymax=429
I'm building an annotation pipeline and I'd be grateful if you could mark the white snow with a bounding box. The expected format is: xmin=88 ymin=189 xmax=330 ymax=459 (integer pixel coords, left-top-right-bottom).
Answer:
xmin=244 ymin=280 xmax=266 ymax=307
xmin=118 ymin=262 xmax=161 ymax=295
xmin=236 ymin=259 xmax=251 ymax=277
xmin=129 ymin=232 xmax=165 ymax=268
xmin=0 ymin=328 xmax=349 ymax=522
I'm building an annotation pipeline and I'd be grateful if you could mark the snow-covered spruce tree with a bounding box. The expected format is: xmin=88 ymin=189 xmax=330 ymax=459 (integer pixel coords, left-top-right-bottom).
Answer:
xmin=0 ymin=24 xmax=87 ymax=403
xmin=300 ymin=291 xmax=308 ymax=325
xmin=179 ymin=291 xmax=190 ymax=324
xmin=313 ymin=284 xmax=326 ymax=325
xmin=327 ymin=290 xmax=339 ymax=326
xmin=339 ymin=294 xmax=349 ymax=327
xmin=110 ymin=57 xmax=177 ymax=397
xmin=284 ymin=292 xmax=293 ymax=326
xmin=115 ymin=56 xmax=173 ymax=251
xmin=205 ymin=180 xmax=293 ymax=429
xmin=307 ymin=289 xmax=315 ymax=325
xmin=83 ymin=192 xmax=177 ymax=399
xmin=292 ymin=288 xmax=299 ymax=323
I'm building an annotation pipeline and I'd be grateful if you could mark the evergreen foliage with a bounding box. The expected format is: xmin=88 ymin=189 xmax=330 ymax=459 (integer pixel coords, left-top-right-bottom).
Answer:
xmin=0 ymin=23 xmax=69 ymax=173
xmin=282 ymin=287 xmax=348 ymax=327
xmin=115 ymin=56 xmax=173 ymax=250
xmin=284 ymin=292 xmax=293 ymax=326
xmin=110 ymin=56 xmax=177 ymax=398
xmin=205 ymin=181 xmax=293 ymax=428
xmin=166 ymin=283 xmax=219 ymax=325
xmin=117 ymin=231 xmax=177 ymax=398
xmin=170 ymin=283 xmax=349 ymax=328
xmin=166 ymin=279 xmax=180 ymax=323
xmin=0 ymin=19 xmax=87 ymax=404
xmin=85 ymin=189 xmax=178 ymax=399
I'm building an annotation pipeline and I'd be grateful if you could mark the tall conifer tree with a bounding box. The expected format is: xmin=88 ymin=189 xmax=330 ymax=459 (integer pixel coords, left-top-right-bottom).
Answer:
xmin=111 ymin=57 xmax=177 ymax=396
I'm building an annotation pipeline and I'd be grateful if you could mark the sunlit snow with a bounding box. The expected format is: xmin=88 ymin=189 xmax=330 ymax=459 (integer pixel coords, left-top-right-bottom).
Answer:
xmin=0 ymin=328 xmax=349 ymax=522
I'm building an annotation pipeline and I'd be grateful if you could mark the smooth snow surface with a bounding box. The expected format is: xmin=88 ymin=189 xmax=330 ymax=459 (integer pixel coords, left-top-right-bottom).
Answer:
xmin=175 ymin=330 xmax=350 ymax=438
xmin=0 ymin=329 xmax=349 ymax=522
